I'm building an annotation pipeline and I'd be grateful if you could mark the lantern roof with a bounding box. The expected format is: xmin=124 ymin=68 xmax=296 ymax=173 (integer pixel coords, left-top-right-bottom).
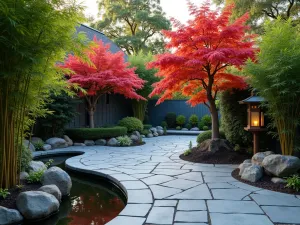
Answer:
xmin=239 ymin=89 xmax=265 ymax=104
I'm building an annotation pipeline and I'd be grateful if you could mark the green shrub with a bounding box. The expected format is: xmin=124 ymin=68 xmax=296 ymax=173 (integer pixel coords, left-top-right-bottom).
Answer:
xmin=183 ymin=149 xmax=192 ymax=156
xmin=189 ymin=114 xmax=199 ymax=126
xmin=161 ymin=121 xmax=168 ymax=128
xmin=65 ymin=126 xmax=127 ymax=140
xmin=19 ymin=146 xmax=32 ymax=172
xmin=285 ymin=175 xmax=300 ymax=191
xmin=198 ymin=121 xmax=204 ymax=130
xmin=143 ymin=124 xmax=152 ymax=130
xmin=185 ymin=123 xmax=192 ymax=130
xmin=141 ymin=129 xmax=150 ymax=135
xmin=33 ymin=140 xmax=44 ymax=151
xmin=189 ymin=141 xmax=192 ymax=150
xmin=116 ymin=136 xmax=132 ymax=146
xmin=163 ymin=126 xmax=167 ymax=134
xmin=176 ymin=126 xmax=181 ymax=130
xmin=176 ymin=115 xmax=186 ymax=126
xmin=203 ymin=126 xmax=209 ymax=130
xmin=0 ymin=189 xmax=10 ymax=199
xmin=196 ymin=130 xmax=226 ymax=145
xmin=118 ymin=117 xmax=143 ymax=132
xmin=165 ymin=112 xmax=176 ymax=128
xmin=201 ymin=115 xmax=212 ymax=127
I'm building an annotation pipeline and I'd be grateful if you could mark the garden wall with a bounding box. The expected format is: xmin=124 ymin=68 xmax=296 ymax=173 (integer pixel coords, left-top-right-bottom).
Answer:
xmin=147 ymin=99 xmax=210 ymax=126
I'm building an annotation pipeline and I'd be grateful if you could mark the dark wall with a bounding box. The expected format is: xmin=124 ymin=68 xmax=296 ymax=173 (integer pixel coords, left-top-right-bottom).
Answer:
xmin=67 ymin=94 xmax=133 ymax=128
xmin=147 ymin=99 xmax=210 ymax=126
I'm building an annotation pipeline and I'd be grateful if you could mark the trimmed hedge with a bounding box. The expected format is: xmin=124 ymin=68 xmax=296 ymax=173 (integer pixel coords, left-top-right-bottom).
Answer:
xmin=65 ymin=126 xmax=127 ymax=140
xmin=196 ymin=130 xmax=226 ymax=145
xmin=118 ymin=117 xmax=143 ymax=132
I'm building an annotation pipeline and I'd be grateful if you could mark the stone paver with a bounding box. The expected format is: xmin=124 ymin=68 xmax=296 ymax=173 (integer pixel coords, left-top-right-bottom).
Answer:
xmin=37 ymin=135 xmax=300 ymax=225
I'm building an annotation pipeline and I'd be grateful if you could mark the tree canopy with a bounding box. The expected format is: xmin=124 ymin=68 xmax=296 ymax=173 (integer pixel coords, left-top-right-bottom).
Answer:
xmin=148 ymin=3 xmax=256 ymax=138
xmin=91 ymin=0 xmax=171 ymax=55
xmin=62 ymin=38 xmax=145 ymax=128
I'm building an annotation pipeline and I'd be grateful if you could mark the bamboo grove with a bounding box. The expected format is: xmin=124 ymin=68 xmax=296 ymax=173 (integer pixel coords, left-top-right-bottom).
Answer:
xmin=0 ymin=0 xmax=87 ymax=188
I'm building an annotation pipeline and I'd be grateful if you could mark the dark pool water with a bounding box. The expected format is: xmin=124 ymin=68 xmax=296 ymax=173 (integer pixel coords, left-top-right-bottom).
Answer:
xmin=31 ymin=155 xmax=126 ymax=225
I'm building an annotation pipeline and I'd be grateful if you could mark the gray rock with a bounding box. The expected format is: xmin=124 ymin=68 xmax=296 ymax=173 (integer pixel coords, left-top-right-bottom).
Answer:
xmin=243 ymin=159 xmax=251 ymax=164
xmin=241 ymin=165 xmax=263 ymax=182
xmin=42 ymin=144 xmax=52 ymax=151
xmin=132 ymin=131 xmax=141 ymax=138
xmin=150 ymin=127 xmax=157 ymax=133
xmin=157 ymin=129 xmax=164 ymax=135
xmin=181 ymin=128 xmax=189 ymax=131
xmin=74 ymin=143 xmax=85 ymax=146
xmin=153 ymin=132 xmax=159 ymax=137
xmin=156 ymin=126 xmax=163 ymax=130
xmin=95 ymin=139 xmax=106 ymax=146
xmin=147 ymin=133 xmax=153 ymax=138
xmin=16 ymin=191 xmax=59 ymax=220
xmin=23 ymin=140 xmax=35 ymax=152
xmin=191 ymin=127 xmax=200 ymax=131
xmin=45 ymin=137 xmax=67 ymax=149
xmin=63 ymin=135 xmax=73 ymax=146
xmin=262 ymin=154 xmax=300 ymax=177
xmin=42 ymin=166 xmax=72 ymax=196
xmin=31 ymin=137 xmax=43 ymax=145
xmin=271 ymin=177 xmax=287 ymax=184
xmin=84 ymin=140 xmax=95 ymax=146
xmin=141 ymin=135 xmax=145 ymax=138
xmin=29 ymin=161 xmax=46 ymax=172
xmin=20 ymin=172 xmax=29 ymax=182
xmin=238 ymin=163 xmax=252 ymax=176
xmin=0 ymin=206 xmax=23 ymax=225
xmin=38 ymin=185 xmax=62 ymax=202
xmin=198 ymin=139 xmax=232 ymax=153
xmin=107 ymin=138 xmax=120 ymax=146
xmin=252 ymin=151 xmax=274 ymax=166
xmin=130 ymin=135 xmax=139 ymax=143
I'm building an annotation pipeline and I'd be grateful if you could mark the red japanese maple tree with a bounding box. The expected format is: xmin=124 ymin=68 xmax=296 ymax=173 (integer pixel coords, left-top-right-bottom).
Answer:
xmin=148 ymin=3 xmax=256 ymax=138
xmin=63 ymin=38 xmax=145 ymax=128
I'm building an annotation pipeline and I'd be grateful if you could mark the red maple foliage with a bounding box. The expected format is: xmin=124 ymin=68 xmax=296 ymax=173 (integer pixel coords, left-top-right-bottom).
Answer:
xmin=148 ymin=2 xmax=257 ymax=138
xmin=62 ymin=37 xmax=145 ymax=128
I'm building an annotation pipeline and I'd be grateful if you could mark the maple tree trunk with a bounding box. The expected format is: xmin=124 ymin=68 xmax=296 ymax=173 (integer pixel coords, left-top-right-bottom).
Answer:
xmin=88 ymin=109 xmax=95 ymax=128
xmin=209 ymin=99 xmax=220 ymax=139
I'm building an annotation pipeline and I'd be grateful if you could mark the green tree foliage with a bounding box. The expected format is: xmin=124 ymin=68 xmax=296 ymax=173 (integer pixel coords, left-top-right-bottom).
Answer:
xmin=220 ymin=89 xmax=252 ymax=148
xmin=214 ymin=0 xmax=300 ymax=32
xmin=246 ymin=19 xmax=300 ymax=155
xmin=92 ymin=0 xmax=171 ymax=55
xmin=37 ymin=93 xmax=80 ymax=138
xmin=0 ymin=0 xmax=87 ymax=188
xmin=129 ymin=52 xmax=159 ymax=122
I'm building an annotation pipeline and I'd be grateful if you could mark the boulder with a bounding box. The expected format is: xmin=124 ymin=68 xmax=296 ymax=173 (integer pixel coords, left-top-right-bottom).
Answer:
xmin=157 ymin=130 xmax=164 ymax=135
xmin=29 ymin=161 xmax=46 ymax=172
xmin=238 ymin=163 xmax=252 ymax=176
xmin=153 ymin=132 xmax=159 ymax=137
xmin=271 ymin=177 xmax=287 ymax=184
xmin=42 ymin=166 xmax=72 ymax=196
xmin=241 ymin=165 xmax=263 ymax=182
xmin=42 ymin=144 xmax=52 ymax=151
xmin=45 ymin=138 xmax=67 ymax=149
xmin=20 ymin=172 xmax=29 ymax=182
xmin=252 ymin=151 xmax=274 ymax=166
xmin=84 ymin=140 xmax=95 ymax=146
xmin=130 ymin=135 xmax=139 ymax=143
xmin=23 ymin=140 xmax=35 ymax=152
xmin=132 ymin=131 xmax=141 ymax=138
xmin=95 ymin=139 xmax=106 ymax=146
xmin=262 ymin=154 xmax=300 ymax=177
xmin=107 ymin=138 xmax=119 ymax=146
xmin=141 ymin=135 xmax=145 ymax=138
xmin=198 ymin=139 xmax=232 ymax=153
xmin=147 ymin=133 xmax=153 ymax=138
xmin=150 ymin=127 xmax=157 ymax=133
xmin=63 ymin=135 xmax=73 ymax=146
xmin=16 ymin=191 xmax=59 ymax=220
xmin=243 ymin=159 xmax=251 ymax=164
xmin=156 ymin=126 xmax=163 ymax=130
xmin=38 ymin=185 xmax=62 ymax=202
xmin=181 ymin=128 xmax=189 ymax=131
xmin=0 ymin=206 xmax=23 ymax=225
xmin=74 ymin=143 xmax=85 ymax=146
xmin=191 ymin=127 xmax=200 ymax=131
xmin=31 ymin=137 xmax=43 ymax=145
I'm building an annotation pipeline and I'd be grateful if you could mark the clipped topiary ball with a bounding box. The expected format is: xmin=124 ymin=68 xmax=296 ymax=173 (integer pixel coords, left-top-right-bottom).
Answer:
xmin=118 ymin=117 xmax=143 ymax=133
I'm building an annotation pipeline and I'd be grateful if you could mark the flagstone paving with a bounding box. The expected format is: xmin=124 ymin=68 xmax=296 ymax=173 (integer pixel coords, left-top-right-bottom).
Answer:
xmin=35 ymin=135 xmax=300 ymax=225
